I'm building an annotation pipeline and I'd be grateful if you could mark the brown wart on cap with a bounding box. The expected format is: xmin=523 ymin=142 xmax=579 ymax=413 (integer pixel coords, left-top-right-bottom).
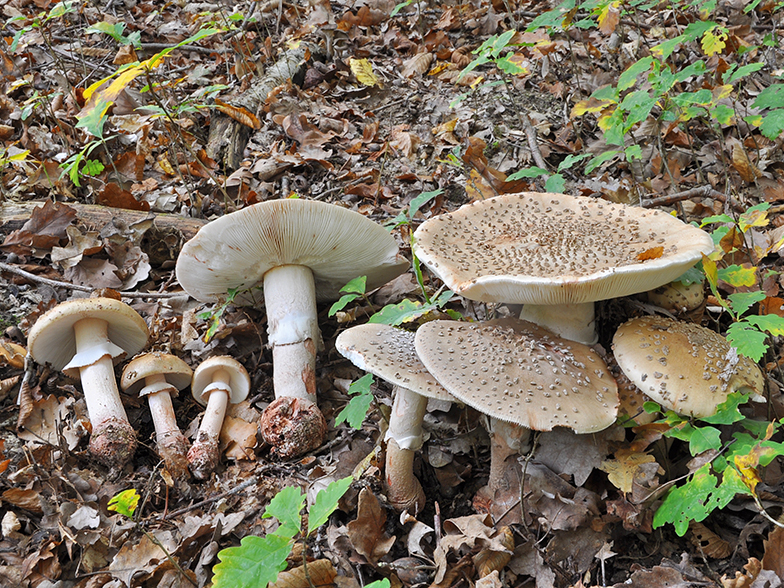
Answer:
xmin=414 ymin=317 xmax=619 ymax=521
xmin=412 ymin=192 xmax=714 ymax=344
xmin=121 ymin=353 xmax=193 ymax=482
xmin=176 ymin=199 xmax=408 ymax=458
xmin=335 ymin=323 xmax=453 ymax=514
xmin=187 ymin=356 xmax=250 ymax=479
xmin=612 ymin=315 xmax=765 ymax=418
xmin=27 ymin=297 xmax=149 ymax=467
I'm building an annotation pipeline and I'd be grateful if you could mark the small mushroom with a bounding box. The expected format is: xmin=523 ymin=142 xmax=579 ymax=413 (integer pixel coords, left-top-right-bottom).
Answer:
xmin=644 ymin=279 xmax=706 ymax=314
xmin=188 ymin=356 xmax=250 ymax=479
xmin=335 ymin=323 xmax=453 ymax=514
xmin=414 ymin=318 xmax=619 ymax=522
xmin=27 ymin=297 xmax=149 ymax=467
xmin=176 ymin=199 xmax=408 ymax=458
xmin=121 ymin=352 xmax=193 ymax=482
xmin=413 ymin=192 xmax=714 ymax=344
xmin=613 ymin=315 xmax=764 ymax=418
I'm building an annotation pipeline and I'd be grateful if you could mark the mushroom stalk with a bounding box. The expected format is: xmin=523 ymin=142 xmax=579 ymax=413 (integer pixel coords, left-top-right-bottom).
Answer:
xmin=188 ymin=369 xmax=231 ymax=479
xmin=142 ymin=375 xmax=191 ymax=481
xmin=385 ymin=386 xmax=428 ymax=513
xmin=263 ymin=264 xmax=318 ymax=403
xmin=519 ymin=302 xmax=596 ymax=345
xmin=73 ymin=317 xmax=137 ymax=466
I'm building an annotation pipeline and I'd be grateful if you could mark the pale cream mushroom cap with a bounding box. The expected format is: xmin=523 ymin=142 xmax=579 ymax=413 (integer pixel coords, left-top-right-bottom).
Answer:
xmin=412 ymin=192 xmax=715 ymax=305
xmin=121 ymin=352 xmax=193 ymax=396
xmin=612 ymin=316 xmax=765 ymax=418
xmin=175 ymin=199 xmax=409 ymax=303
xmin=335 ymin=323 xmax=453 ymax=401
xmin=191 ymin=356 xmax=250 ymax=405
xmin=28 ymin=297 xmax=149 ymax=373
xmin=414 ymin=318 xmax=619 ymax=433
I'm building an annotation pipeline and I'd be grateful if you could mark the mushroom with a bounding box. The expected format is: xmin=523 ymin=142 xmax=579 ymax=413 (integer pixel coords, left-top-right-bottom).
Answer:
xmin=644 ymin=279 xmax=706 ymax=314
xmin=414 ymin=318 xmax=619 ymax=522
xmin=188 ymin=356 xmax=250 ymax=479
xmin=412 ymin=192 xmax=715 ymax=344
xmin=335 ymin=323 xmax=454 ymax=513
xmin=27 ymin=297 xmax=149 ymax=466
xmin=612 ymin=315 xmax=765 ymax=418
xmin=121 ymin=352 xmax=193 ymax=481
xmin=175 ymin=199 xmax=408 ymax=458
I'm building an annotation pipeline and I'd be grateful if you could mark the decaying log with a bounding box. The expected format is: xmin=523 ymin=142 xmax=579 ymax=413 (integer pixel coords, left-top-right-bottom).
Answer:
xmin=206 ymin=43 xmax=320 ymax=171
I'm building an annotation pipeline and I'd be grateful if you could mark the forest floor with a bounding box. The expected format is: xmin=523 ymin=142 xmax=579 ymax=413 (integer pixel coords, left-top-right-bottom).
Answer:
xmin=0 ymin=0 xmax=784 ymax=586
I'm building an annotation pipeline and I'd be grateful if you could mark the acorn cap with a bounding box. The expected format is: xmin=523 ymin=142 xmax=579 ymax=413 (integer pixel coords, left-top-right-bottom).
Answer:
xmin=27 ymin=297 xmax=149 ymax=373
xmin=191 ymin=356 xmax=250 ymax=405
xmin=414 ymin=318 xmax=619 ymax=433
xmin=612 ymin=315 xmax=765 ymax=417
xmin=175 ymin=199 xmax=409 ymax=303
xmin=335 ymin=323 xmax=453 ymax=401
xmin=412 ymin=192 xmax=715 ymax=305
xmin=121 ymin=352 xmax=193 ymax=396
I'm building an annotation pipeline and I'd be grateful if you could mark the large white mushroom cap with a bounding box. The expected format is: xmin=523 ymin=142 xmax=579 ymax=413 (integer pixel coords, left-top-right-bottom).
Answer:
xmin=175 ymin=199 xmax=409 ymax=303
xmin=412 ymin=192 xmax=715 ymax=306
xmin=613 ymin=315 xmax=765 ymax=418
xmin=414 ymin=318 xmax=619 ymax=433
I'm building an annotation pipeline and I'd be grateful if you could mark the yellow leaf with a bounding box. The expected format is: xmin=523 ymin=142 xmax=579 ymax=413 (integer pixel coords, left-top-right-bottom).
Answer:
xmin=600 ymin=450 xmax=660 ymax=493
xmin=571 ymin=98 xmax=616 ymax=117
xmin=349 ymin=58 xmax=381 ymax=87
xmin=701 ymin=27 xmax=727 ymax=57
xmin=734 ymin=452 xmax=761 ymax=493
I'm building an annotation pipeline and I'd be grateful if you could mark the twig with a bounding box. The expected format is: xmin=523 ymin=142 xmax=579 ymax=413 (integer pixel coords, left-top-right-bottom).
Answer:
xmin=522 ymin=114 xmax=549 ymax=171
xmin=153 ymin=472 xmax=266 ymax=520
xmin=16 ymin=354 xmax=36 ymax=431
xmin=0 ymin=262 xmax=188 ymax=299
xmin=640 ymin=185 xmax=746 ymax=213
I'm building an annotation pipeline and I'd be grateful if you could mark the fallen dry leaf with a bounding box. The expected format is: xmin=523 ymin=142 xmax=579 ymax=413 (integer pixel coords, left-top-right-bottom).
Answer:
xmin=401 ymin=53 xmax=434 ymax=78
xmin=762 ymin=526 xmax=784 ymax=579
xmin=109 ymin=530 xmax=178 ymax=587
xmin=690 ymin=522 xmax=731 ymax=559
xmin=270 ymin=559 xmax=336 ymax=588
xmin=600 ymin=448 xmax=662 ymax=494
xmin=347 ymin=488 xmax=395 ymax=564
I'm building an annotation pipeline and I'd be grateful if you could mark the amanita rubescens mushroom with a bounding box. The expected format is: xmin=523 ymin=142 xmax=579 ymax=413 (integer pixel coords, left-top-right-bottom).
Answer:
xmin=27 ymin=297 xmax=149 ymax=467
xmin=413 ymin=192 xmax=715 ymax=344
xmin=188 ymin=356 xmax=250 ymax=479
xmin=414 ymin=318 xmax=619 ymax=522
xmin=335 ymin=323 xmax=454 ymax=513
xmin=613 ymin=315 xmax=764 ymax=417
xmin=176 ymin=199 xmax=408 ymax=458
xmin=121 ymin=352 xmax=193 ymax=481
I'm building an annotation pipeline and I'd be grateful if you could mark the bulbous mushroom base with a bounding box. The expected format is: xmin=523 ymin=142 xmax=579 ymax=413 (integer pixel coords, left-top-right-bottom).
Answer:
xmin=89 ymin=418 xmax=138 ymax=467
xmin=472 ymin=461 xmax=523 ymax=526
xmin=157 ymin=430 xmax=192 ymax=483
xmin=259 ymin=397 xmax=327 ymax=459
xmin=385 ymin=440 xmax=426 ymax=514
xmin=187 ymin=432 xmax=220 ymax=480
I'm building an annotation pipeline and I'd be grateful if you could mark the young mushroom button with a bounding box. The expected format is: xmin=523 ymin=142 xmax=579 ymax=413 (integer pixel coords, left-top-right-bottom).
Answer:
xmin=335 ymin=323 xmax=454 ymax=514
xmin=121 ymin=353 xmax=193 ymax=482
xmin=27 ymin=297 xmax=149 ymax=467
xmin=612 ymin=315 xmax=765 ymax=418
xmin=188 ymin=356 xmax=250 ymax=479
xmin=412 ymin=192 xmax=715 ymax=344
xmin=175 ymin=199 xmax=408 ymax=458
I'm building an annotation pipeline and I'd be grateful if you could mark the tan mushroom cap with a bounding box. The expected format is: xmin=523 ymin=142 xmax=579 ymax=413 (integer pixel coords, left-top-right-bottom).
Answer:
xmin=414 ymin=318 xmax=619 ymax=433
xmin=191 ymin=356 xmax=250 ymax=405
xmin=412 ymin=192 xmax=715 ymax=305
xmin=121 ymin=352 xmax=193 ymax=396
xmin=28 ymin=297 xmax=149 ymax=372
xmin=335 ymin=323 xmax=453 ymax=401
xmin=645 ymin=280 xmax=705 ymax=313
xmin=612 ymin=316 xmax=765 ymax=418
xmin=175 ymin=199 xmax=409 ymax=303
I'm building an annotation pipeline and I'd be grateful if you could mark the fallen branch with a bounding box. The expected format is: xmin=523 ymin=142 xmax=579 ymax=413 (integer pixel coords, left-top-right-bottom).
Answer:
xmin=640 ymin=185 xmax=746 ymax=213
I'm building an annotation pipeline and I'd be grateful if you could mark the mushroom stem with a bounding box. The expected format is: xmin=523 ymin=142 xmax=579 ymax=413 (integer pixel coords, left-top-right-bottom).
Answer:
xmin=385 ymin=386 xmax=428 ymax=513
xmin=263 ymin=264 xmax=319 ymax=403
xmin=142 ymin=375 xmax=191 ymax=481
xmin=73 ymin=317 xmax=137 ymax=466
xmin=519 ymin=302 xmax=597 ymax=345
xmin=188 ymin=370 xmax=231 ymax=479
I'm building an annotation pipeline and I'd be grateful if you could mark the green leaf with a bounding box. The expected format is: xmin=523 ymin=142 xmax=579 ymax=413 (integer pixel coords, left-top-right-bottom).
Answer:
xmin=688 ymin=425 xmax=722 ymax=455
xmin=711 ymin=103 xmax=734 ymax=125
xmin=212 ymin=534 xmax=292 ymax=588
xmin=340 ymin=275 xmax=367 ymax=295
xmin=557 ymin=153 xmax=591 ymax=171
xmin=585 ymin=150 xmax=620 ymax=173
xmin=717 ymin=265 xmax=758 ymax=288
xmin=408 ymin=189 xmax=442 ymax=219
xmin=307 ymin=476 xmax=353 ymax=535
xmin=107 ymin=489 xmax=139 ymax=518
xmin=506 ymin=166 xmax=549 ymax=181
xmin=365 ymin=580 xmax=392 ymax=588
xmin=525 ymin=0 xmax=576 ymax=31
xmin=674 ymin=266 xmax=704 ymax=286
xmin=727 ymin=62 xmax=765 ymax=83
xmin=701 ymin=392 xmax=750 ymax=425
xmin=368 ymin=298 xmax=426 ymax=325
xmin=544 ymin=174 xmax=565 ymax=192
xmin=726 ymin=322 xmax=768 ymax=362
xmin=263 ymin=486 xmax=305 ymax=539
xmin=753 ymin=84 xmax=784 ymax=110
xmin=760 ymin=109 xmax=784 ymax=141
xmin=82 ymin=159 xmax=104 ymax=177
xmin=727 ymin=290 xmax=766 ymax=316
xmin=625 ymin=144 xmax=642 ymax=161
xmin=653 ymin=464 xmax=715 ymax=535
xmin=701 ymin=213 xmax=734 ymax=226
xmin=651 ymin=35 xmax=686 ymax=60
xmin=745 ymin=313 xmax=784 ymax=336
xmin=85 ymin=21 xmax=126 ymax=42
xmin=329 ymin=293 xmax=360 ymax=317
xmin=75 ymin=99 xmax=111 ymax=138
xmin=335 ymin=374 xmax=374 ymax=429
xmin=617 ymin=56 xmax=654 ymax=92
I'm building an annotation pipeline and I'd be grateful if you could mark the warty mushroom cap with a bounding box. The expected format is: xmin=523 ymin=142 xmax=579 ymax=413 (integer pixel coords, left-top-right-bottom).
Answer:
xmin=414 ymin=318 xmax=619 ymax=433
xmin=612 ymin=315 xmax=765 ymax=418
xmin=121 ymin=352 xmax=193 ymax=397
xmin=175 ymin=199 xmax=409 ymax=304
xmin=191 ymin=356 xmax=250 ymax=405
xmin=412 ymin=192 xmax=715 ymax=306
xmin=28 ymin=297 xmax=149 ymax=377
xmin=335 ymin=323 xmax=453 ymax=402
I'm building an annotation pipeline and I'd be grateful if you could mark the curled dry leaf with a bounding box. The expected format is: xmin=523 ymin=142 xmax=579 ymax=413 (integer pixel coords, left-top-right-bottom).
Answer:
xmin=401 ymin=53 xmax=434 ymax=78
xmin=347 ymin=488 xmax=395 ymax=565
xmin=270 ymin=559 xmax=336 ymax=588
xmin=721 ymin=557 xmax=764 ymax=588
xmin=473 ymin=526 xmax=514 ymax=577
xmin=690 ymin=521 xmax=731 ymax=559
xmin=215 ymin=98 xmax=262 ymax=130
xmin=0 ymin=340 xmax=25 ymax=368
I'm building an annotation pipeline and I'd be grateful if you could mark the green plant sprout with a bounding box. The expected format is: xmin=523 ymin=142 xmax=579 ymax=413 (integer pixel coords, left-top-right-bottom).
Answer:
xmin=211 ymin=476 xmax=355 ymax=588
xmin=197 ymin=287 xmax=240 ymax=343
xmin=335 ymin=373 xmax=375 ymax=430
xmin=650 ymin=393 xmax=784 ymax=536
xmin=59 ymin=137 xmax=112 ymax=187
xmin=8 ymin=0 xmax=77 ymax=53
xmin=84 ymin=21 xmax=142 ymax=48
